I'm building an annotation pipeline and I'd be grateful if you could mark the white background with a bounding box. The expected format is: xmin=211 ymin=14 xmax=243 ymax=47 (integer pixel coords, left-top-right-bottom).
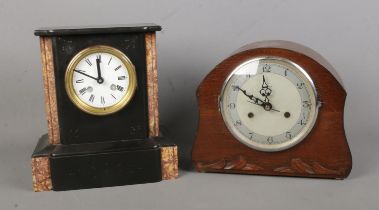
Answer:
xmin=0 ymin=0 xmax=378 ymax=209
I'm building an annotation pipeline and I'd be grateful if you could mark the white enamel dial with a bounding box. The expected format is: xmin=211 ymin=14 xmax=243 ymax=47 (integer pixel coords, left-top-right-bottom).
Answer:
xmin=220 ymin=57 xmax=319 ymax=152
xmin=72 ymin=53 xmax=129 ymax=107
xmin=65 ymin=45 xmax=137 ymax=115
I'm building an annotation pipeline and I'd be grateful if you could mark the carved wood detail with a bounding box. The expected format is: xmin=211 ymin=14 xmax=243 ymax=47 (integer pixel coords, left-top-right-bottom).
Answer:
xmin=196 ymin=155 xmax=264 ymax=172
xmin=273 ymin=158 xmax=344 ymax=175
xmin=196 ymin=156 xmax=344 ymax=176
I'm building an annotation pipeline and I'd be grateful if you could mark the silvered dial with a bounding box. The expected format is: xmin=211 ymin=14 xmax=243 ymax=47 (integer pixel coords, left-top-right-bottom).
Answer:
xmin=220 ymin=57 xmax=319 ymax=152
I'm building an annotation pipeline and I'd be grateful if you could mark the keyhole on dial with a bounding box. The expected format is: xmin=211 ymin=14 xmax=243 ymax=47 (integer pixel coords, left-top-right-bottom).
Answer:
xmin=284 ymin=112 xmax=291 ymax=118
xmin=248 ymin=112 xmax=254 ymax=118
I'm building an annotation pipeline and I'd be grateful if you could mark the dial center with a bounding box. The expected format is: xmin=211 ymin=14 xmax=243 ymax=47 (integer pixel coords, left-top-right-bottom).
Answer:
xmin=97 ymin=78 xmax=104 ymax=84
xmin=236 ymin=73 xmax=302 ymax=137
xmin=263 ymin=103 xmax=272 ymax=111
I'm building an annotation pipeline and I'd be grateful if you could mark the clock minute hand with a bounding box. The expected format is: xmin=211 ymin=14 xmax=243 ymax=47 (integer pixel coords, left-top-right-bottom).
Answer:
xmin=262 ymin=75 xmax=268 ymax=88
xmin=96 ymin=58 xmax=102 ymax=79
xmin=246 ymin=101 xmax=280 ymax=112
xmin=260 ymin=75 xmax=272 ymax=103
xmin=96 ymin=58 xmax=104 ymax=84
xmin=74 ymin=70 xmax=98 ymax=81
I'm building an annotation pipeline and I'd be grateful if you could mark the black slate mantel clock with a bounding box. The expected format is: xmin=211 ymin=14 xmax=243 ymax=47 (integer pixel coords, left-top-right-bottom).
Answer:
xmin=31 ymin=24 xmax=178 ymax=191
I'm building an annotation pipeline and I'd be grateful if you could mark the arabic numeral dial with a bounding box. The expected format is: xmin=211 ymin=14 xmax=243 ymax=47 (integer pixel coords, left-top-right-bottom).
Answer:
xmin=220 ymin=57 xmax=319 ymax=152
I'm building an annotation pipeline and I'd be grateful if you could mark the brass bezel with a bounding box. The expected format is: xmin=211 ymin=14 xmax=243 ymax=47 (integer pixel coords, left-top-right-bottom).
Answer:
xmin=65 ymin=45 xmax=137 ymax=116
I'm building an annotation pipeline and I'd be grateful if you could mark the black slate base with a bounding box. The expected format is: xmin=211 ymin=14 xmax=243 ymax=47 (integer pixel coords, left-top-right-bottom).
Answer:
xmin=32 ymin=135 xmax=164 ymax=191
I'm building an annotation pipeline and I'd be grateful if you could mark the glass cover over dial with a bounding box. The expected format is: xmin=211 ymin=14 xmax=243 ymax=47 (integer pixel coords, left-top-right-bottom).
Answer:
xmin=220 ymin=57 xmax=319 ymax=152
xmin=65 ymin=45 xmax=137 ymax=116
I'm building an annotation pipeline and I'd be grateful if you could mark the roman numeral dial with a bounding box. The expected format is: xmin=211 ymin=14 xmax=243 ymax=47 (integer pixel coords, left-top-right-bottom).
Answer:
xmin=65 ymin=45 xmax=137 ymax=115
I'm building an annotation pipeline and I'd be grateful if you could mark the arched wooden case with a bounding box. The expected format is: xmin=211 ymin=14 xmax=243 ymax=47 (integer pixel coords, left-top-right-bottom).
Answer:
xmin=192 ymin=40 xmax=352 ymax=179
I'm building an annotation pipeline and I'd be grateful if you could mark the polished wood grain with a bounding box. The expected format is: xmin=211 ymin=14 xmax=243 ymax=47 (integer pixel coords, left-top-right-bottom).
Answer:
xmin=145 ymin=33 xmax=160 ymax=137
xmin=192 ymin=41 xmax=352 ymax=179
xmin=40 ymin=37 xmax=60 ymax=145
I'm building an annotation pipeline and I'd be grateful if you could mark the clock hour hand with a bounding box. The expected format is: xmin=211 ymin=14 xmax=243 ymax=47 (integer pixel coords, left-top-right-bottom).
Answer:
xmin=74 ymin=70 xmax=98 ymax=81
xmin=235 ymin=86 xmax=280 ymax=112
xmin=234 ymin=86 xmax=265 ymax=106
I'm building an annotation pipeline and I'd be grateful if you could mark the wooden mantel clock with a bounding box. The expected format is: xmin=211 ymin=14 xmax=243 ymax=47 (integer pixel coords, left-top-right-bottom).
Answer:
xmin=192 ymin=40 xmax=352 ymax=179
xmin=31 ymin=24 xmax=178 ymax=191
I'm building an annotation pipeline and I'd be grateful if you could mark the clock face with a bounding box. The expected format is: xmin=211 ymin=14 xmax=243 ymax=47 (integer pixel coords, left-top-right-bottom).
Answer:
xmin=220 ymin=57 xmax=319 ymax=152
xmin=65 ymin=45 xmax=137 ymax=115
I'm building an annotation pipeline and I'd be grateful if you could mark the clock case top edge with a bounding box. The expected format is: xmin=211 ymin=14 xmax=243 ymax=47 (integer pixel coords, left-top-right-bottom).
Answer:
xmin=192 ymin=41 xmax=352 ymax=179
xmin=34 ymin=23 xmax=162 ymax=36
